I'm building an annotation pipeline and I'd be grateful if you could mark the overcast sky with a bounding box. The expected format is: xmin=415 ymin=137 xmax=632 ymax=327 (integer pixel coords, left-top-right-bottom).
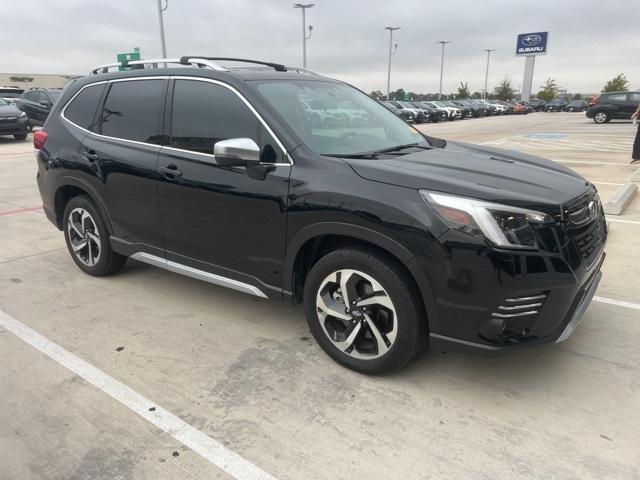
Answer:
xmin=3 ymin=0 xmax=639 ymax=95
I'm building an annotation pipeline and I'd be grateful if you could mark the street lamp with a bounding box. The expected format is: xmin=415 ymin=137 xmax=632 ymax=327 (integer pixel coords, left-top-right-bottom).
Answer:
xmin=385 ymin=27 xmax=400 ymax=101
xmin=438 ymin=40 xmax=451 ymax=100
xmin=293 ymin=3 xmax=314 ymax=68
xmin=483 ymin=49 xmax=495 ymax=99
xmin=156 ymin=0 xmax=168 ymax=59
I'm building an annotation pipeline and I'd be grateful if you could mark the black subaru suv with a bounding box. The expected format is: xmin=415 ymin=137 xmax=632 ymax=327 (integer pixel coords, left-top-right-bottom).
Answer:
xmin=35 ymin=57 xmax=606 ymax=374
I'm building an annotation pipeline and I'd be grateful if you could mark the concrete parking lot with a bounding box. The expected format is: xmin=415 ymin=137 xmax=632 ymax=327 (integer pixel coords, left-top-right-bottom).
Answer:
xmin=1 ymin=113 xmax=639 ymax=479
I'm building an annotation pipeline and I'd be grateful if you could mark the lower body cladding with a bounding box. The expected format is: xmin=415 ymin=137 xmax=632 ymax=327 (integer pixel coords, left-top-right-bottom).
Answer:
xmin=419 ymin=231 xmax=606 ymax=353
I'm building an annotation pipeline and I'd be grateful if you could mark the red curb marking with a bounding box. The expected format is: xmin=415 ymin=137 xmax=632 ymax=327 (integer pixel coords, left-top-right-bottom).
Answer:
xmin=0 ymin=206 xmax=43 ymax=217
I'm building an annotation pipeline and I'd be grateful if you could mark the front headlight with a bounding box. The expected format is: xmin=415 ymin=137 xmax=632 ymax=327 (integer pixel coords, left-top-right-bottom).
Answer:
xmin=421 ymin=191 xmax=553 ymax=249
xmin=19 ymin=111 xmax=27 ymax=118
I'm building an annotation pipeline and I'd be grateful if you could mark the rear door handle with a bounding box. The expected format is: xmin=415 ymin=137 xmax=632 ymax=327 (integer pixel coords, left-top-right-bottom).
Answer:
xmin=160 ymin=164 xmax=182 ymax=179
xmin=81 ymin=149 xmax=99 ymax=162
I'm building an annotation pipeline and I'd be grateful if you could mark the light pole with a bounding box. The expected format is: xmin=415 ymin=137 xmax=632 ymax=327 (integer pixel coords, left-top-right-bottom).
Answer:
xmin=156 ymin=0 xmax=168 ymax=59
xmin=385 ymin=27 xmax=400 ymax=101
xmin=483 ymin=49 xmax=495 ymax=99
xmin=293 ymin=3 xmax=314 ymax=68
xmin=438 ymin=40 xmax=451 ymax=100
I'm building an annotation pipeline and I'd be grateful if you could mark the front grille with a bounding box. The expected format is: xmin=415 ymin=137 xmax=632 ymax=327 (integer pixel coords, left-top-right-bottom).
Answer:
xmin=0 ymin=116 xmax=17 ymax=123
xmin=563 ymin=191 xmax=606 ymax=266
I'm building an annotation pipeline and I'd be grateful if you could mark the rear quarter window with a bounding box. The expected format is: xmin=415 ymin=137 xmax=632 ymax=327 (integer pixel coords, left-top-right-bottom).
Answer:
xmin=64 ymin=84 xmax=105 ymax=131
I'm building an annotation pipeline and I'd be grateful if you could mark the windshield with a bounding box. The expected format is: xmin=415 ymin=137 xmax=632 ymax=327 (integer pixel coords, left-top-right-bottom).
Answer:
xmin=0 ymin=98 xmax=8 ymax=106
xmin=256 ymin=80 xmax=427 ymax=156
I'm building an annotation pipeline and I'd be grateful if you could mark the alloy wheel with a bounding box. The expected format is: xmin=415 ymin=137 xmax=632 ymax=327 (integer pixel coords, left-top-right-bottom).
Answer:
xmin=67 ymin=207 xmax=101 ymax=266
xmin=315 ymin=269 xmax=397 ymax=360
xmin=594 ymin=112 xmax=608 ymax=123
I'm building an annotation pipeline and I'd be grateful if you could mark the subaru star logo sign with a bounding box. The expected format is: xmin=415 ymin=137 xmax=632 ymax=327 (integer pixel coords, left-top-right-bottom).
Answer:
xmin=522 ymin=34 xmax=542 ymax=46
xmin=516 ymin=31 xmax=549 ymax=56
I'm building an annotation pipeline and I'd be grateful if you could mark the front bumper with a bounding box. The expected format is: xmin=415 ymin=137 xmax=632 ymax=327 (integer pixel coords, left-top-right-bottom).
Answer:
xmin=0 ymin=115 xmax=29 ymax=135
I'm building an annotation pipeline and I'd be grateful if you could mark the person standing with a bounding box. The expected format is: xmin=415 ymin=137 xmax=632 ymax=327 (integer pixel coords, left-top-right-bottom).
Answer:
xmin=632 ymin=103 xmax=640 ymax=164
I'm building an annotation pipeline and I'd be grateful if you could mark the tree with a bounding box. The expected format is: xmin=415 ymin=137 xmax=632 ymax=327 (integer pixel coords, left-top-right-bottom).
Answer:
xmin=494 ymin=77 xmax=515 ymax=101
xmin=537 ymin=78 xmax=558 ymax=102
xmin=457 ymin=82 xmax=471 ymax=98
xmin=602 ymin=74 xmax=629 ymax=92
xmin=368 ymin=90 xmax=384 ymax=100
xmin=390 ymin=88 xmax=406 ymax=101
xmin=573 ymin=93 xmax=582 ymax=100
xmin=471 ymin=91 xmax=482 ymax=99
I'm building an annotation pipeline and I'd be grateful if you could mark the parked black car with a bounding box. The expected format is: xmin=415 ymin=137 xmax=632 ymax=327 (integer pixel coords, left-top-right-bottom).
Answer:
xmin=0 ymin=86 xmax=25 ymax=104
xmin=528 ymin=98 xmax=547 ymax=111
xmin=545 ymin=99 xmax=568 ymax=112
xmin=454 ymin=99 xmax=486 ymax=118
xmin=565 ymin=100 xmax=588 ymax=112
xmin=586 ymin=91 xmax=640 ymax=124
xmin=16 ymin=88 xmax=62 ymax=127
xmin=381 ymin=101 xmax=415 ymax=123
xmin=35 ymin=56 xmax=607 ymax=374
xmin=0 ymin=97 xmax=29 ymax=140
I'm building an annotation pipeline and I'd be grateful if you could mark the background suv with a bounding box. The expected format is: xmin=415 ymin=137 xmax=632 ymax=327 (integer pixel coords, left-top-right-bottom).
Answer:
xmin=0 ymin=97 xmax=29 ymax=140
xmin=586 ymin=91 xmax=640 ymax=123
xmin=34 ymin=56 xmax=606 ymax=374
xmin=17 ymin=88 xmax=62 ymax=127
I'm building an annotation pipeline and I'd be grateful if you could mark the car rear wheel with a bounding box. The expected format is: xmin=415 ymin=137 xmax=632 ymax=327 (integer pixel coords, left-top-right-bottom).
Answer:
xmin=593 ymin=111 xmax=610 ymax=124
xmin=13 ymin=134 xmax=27 ymax=141
xmin=63 ymin=195 xmax=127 ymax=276
xmin=303 ymin=247 xmax=425 ymax=374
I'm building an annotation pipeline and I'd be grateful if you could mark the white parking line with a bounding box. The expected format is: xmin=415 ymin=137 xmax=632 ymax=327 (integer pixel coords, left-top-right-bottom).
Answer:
xmin=606 ymin=217 xmax=640 ymax=225
xmin=0 ymin=309 xmax=277 ymax=480
xmin=593 ymin=296 xmax=640 ymax=310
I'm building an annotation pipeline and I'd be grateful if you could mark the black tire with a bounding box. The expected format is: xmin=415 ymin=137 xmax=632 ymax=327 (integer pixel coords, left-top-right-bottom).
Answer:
xmin=593 ymin=110 xmax=610 ymax=124
xmin=303 ymin=246 xmax=425 ymax=374
xmin=13 ymin=133 xmax=27 ymax=141
xmin=63 ymin=195 xmax=127 ymax=276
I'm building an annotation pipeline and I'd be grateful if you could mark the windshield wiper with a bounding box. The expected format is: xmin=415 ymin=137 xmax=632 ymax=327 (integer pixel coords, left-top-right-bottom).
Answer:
xmin=369 ymin=143 xmax=433 ymax=155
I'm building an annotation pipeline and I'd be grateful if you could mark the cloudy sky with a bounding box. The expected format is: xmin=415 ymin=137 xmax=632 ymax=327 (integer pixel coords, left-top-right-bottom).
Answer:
xmin=3 ymin=0 xmax=639 ymax=95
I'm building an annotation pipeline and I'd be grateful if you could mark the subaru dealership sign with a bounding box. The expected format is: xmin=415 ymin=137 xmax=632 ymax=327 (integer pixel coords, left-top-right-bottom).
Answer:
xmin=516 ymin=32 xmax=548 ymax=56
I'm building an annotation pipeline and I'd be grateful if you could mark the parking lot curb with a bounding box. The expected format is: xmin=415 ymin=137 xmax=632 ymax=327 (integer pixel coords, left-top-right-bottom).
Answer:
xmin=631 ymin=169 xmax=640 ymax=183
xmin=603 ymin=183 xmax=638 ymax=215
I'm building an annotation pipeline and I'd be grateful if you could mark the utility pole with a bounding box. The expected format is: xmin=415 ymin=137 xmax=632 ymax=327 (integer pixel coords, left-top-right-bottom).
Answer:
xmin=156 ymin=0 xmax=168 ymax=59
xmin=438 ymin=40 xmax=451 ymax=100
xmin=385 ymin=27 xmax=400 ymax=101
xmin=483 ymin=49 xmax=495 ymax=99
xmin=293 ymin=3 xmax=314 ymax=68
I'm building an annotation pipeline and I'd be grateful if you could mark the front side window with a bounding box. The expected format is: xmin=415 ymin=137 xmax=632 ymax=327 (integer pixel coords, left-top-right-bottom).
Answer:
xmin=170 ymin=80 xmax=258 ymax=155
xmin=100 ymin=79 xmax=165 ymax=143
xmin=65 ymin=84 xmax=105 ymax=131
xmin=256 ymin=80 xmax=426 ymax=156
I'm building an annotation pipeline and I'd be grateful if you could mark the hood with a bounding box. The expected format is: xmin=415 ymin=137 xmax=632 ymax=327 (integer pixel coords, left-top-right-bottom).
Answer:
xmin=344 ymin=141 xmax=590 ymax=209
xmin=0 ymin=103 xmax=21 ymax=116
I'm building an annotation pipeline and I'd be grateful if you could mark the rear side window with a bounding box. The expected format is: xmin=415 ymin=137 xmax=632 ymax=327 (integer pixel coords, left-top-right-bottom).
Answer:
xmin=100 ymin=79 xmax=165 ymax=143
xmin=606 ymin=93 xmax=627 ymax=102
xmin=630 ymin=93 xmax=640 ymax=103
xmin=170 ymin=79 xmax=258 ymax=154
xmin=65 ymin=84 xmax=105 ymax=131
xmin=24 ymin=91 xmax=38 ymax=101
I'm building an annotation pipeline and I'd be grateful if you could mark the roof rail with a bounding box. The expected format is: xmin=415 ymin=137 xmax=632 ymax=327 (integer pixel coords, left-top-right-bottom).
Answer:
xmin=284 ymin=65 xmax=321 ymax=76
xmin=179 ymin=56 xmax=287 ymax=72
xmin=89 ymin=57 xmax=227 ymax=75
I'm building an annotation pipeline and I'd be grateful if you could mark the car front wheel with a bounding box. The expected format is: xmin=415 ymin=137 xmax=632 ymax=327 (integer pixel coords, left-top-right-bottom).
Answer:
xmin=304 ymin=247 xmax=425 ymax=374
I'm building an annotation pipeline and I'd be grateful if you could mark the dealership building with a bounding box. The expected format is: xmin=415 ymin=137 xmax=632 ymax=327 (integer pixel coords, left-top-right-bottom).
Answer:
xmin=0 ymin=73 xmax=79 ymax=90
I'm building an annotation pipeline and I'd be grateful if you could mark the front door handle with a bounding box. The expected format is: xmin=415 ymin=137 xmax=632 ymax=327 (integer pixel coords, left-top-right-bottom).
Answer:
xmin=160 ymin=164 xmax=182 ymax=180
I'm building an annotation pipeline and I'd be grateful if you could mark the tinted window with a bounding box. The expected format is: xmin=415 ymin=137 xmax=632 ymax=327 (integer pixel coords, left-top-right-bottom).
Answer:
xmin=606 ymin=93 xmax=627 ymax=102
xmin=170 ymin=80 xmax=258 ymax=154
xmin=24 ymin=91 xmax=38 ymax=101
xmin=36 ymin=92 xmax=49 ymax=104
xmin=630 ymin=93 xmax=640 ymax=103
xmin=100 ymin=80 xmax=165 ymax=143
xmin=65 ymin=84 xmax=104 ymax=130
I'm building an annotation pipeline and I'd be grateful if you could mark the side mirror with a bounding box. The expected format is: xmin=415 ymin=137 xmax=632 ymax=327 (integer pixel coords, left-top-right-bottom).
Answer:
xmin=214 ymin=138 xmax=260 ymax=167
